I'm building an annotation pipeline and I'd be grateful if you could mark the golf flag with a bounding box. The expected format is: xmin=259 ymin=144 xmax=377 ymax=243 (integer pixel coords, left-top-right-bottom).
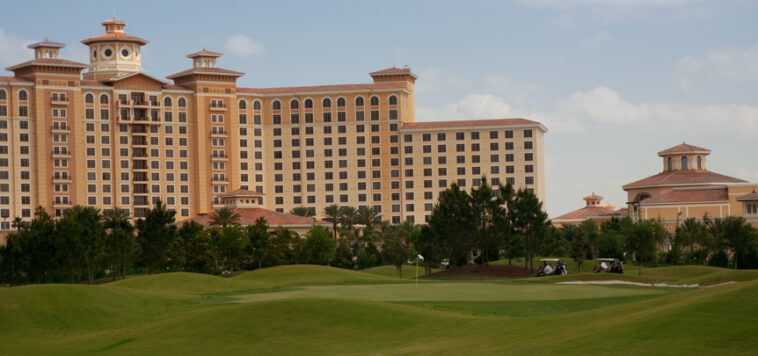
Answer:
xmin=417 ymin=254 xmax=424 ymax=261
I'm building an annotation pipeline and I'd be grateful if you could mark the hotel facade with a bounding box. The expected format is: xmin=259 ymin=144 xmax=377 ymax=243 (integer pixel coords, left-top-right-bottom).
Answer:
xmin=0 ymin=19 xmax=546 ymax=234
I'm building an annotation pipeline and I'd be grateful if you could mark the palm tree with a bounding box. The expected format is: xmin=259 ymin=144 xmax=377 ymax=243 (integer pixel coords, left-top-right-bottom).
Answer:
xmin=11 ymin=216 xmax=24 ymax=233
xmin=356 ymin=206 xmax=381 ymax=241
xmin=290 ymin=206 xmax=315 ymax=217
xmin=209 ymin=207 xmax=241 ymax=227
xmin=323 ymin=204 xmax=341 ymax=239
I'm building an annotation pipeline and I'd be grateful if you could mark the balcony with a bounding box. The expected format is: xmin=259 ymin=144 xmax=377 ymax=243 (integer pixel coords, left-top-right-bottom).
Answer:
xmin=50 ymin=126 xmax=70 ymax=134
xmin=133 ymin=196 xmax=149 ymax=206
xmin=133 ymin=183 xmax=149 ymax=194
xmin=132 ymin=148 xmax=147 ymax=158
xmin=51 ymin=148 xmax=71 ymax=158
xmin=210 ymin=153 xmax=228 ymax=161
xmin=132 ymin=160 xmax=148 ymax=170
xmin=52 ymin=173 xmax=71 ymax=183
xmin=133 ymin=172 xmax=148 ymax=182
xmin=53 ymin=198 xmax=72 ymax=207
xmin=131 ymin=137 xmax=148 ymax=146
xmin=209 ymin=103 xmax=227 ymax=112
xmin=50 ymin=95 xmax=69 ymax=105
xmin=210 ymin=128 xmax=227 ymax=138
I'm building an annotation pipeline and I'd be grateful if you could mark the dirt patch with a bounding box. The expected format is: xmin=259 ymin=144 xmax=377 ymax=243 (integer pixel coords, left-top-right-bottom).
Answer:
xmin=557 ymin=280 xmax=737 ymax=288
xmin=424 ymin=264 xmax=534 ymax=279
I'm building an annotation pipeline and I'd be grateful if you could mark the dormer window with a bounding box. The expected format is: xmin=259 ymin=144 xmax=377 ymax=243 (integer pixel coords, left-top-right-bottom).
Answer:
xmin=681 ymin=156 xmax=688 ymax=170
xmin=667 ymin=157 xmax=672 ymax=171
xmin=697 ymin=156 xmax=702 ymax=169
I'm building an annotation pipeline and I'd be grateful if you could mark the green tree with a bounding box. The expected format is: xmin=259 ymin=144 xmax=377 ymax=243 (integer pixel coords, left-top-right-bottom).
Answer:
xmin=59 ymin=206 xmax=104 ymax=284
xmin=289 ymin=206 xmax=316 ymax=217
xmin=469 ymin=177 xmax=503 ymax=265
xmin=212 ymin=225 xmax=247 ymax=272
xmin=338 ymin=206 xmax=358 ymax=241
xmin=356 ymin=206 xmax=381 ymax=241
xmin=579 ymin=220 xmax=600 ymax=259
xmin=720 ymin=216 xmax=758 ymax=269
xmin=247 ymin=217 xmax=272 ymax=269
xmin=333 ymin=239 xmax=355 ymax=269
xmin=136 ymin=200 xmax=178 ymax=274
xmin=625 ymin=218 xmax=666 ymax=275
xmin=103 ymin=207 xmax=135 ymax=279
xmin=208 ymin=207 xmax=241 ymax=228
xmin=411 ymin=225 xmax=442 ymax=276
xmin=177 ymin=221 xmax=216 ymax=273
xmin=303 ymin=225 xmax=336 ymax=265
xmin=511 ymin=189 xmax=549 ymax=272
xmin=323 ymin=204 xmax=342 ymax=240
xmin=497 ymin=182 xmax=517 ymax=264
xmin=429 ymin=183 xmax=474 ymax=269
xmin=382 ymin=233 xmax=407 ymax=278
xmin=563 ymin=224 xmax=587 ymax=272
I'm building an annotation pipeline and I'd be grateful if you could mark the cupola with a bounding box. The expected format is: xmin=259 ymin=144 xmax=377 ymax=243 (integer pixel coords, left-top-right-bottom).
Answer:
xmin=81 ymin=18 xmax=148 ymax=80
xmin=658 ymin=142 xmax=710 ymax=172
xmin=28 ymin=39 xmax=65 ymax=59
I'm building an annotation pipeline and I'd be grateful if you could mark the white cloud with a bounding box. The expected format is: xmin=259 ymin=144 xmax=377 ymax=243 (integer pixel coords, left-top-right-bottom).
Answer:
xmin=224 ymin=34 xmax=265 ymax=57
xmin=0 ymin=28 xmax=33 ymax=69
xmin=521 ymin=0 xmax=698 ymax=9
xmin=581 ymin=30 xmax=612 ymax=48
xmin=676 ymin=43 xmax=758 ymax=89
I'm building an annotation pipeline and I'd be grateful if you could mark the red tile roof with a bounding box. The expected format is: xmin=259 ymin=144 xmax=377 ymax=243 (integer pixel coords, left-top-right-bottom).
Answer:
xmin=640 ymin=188 xmax=728 ymax=205
xmin=658 ymin=143 xmax=710 ymax=156
xmin=370 ymin=67 xmax=418 ymax=79
xmin=162 ymin=83 xmax=190 ymax=91
xmin=237 ymin=82 xmax=407 ymax=95
xmin=81 ymin=32 xmax=148 ymax=45
xmin=105 ymin=71 xmax=166 ymax=84
xmin=166 ymin=67 xmax=244 ymax=79
xmin=101 ymin=19 xmax=126 ymax=26
xmin=584 ymin=193 xmax=603 ymax=200
xmin=736 ymin=191 xmax=758 ymax=201
xmin=182 ymin=208 xmax=323 ymax=228
xmin=400 ymin=118 xmax=542 ymax=130
xmin=623 ymin=170 xmax=746 ymax=189
xmin=187 ymin=49 xmax=223 ymax=58
xmin=220 ymin=189 xmax=264 ymax=198
xmin=0 ymin=76 xmax=32 ymax=83
xmin=80 ymin=80 xmax=109 ymax=87
xmin=28 ymin=40 xmax=65 ymax=49
xmin=5 ymin=58 xmax=88 ymax=71
xmin=552 ymin=206 xmax=622 ymax=222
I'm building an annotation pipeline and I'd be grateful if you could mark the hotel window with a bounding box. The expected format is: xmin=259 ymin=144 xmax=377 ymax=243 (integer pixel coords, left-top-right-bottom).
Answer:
xmin=355 ymin=97 xmax=365 ymax=121
xmin=524 ymin=141 xmax=533 ymax=149
xmin=681 ymin=156 xmax=688 ymax=170
xmin=322 ymin=97 xmax=332 ymax=108
xmin=456 ymin=132 xmax=465 ymax=140
xmin=253 ymin=100 xmax=261 ymax=110
xmin=524 ymin=129 xmax=533 ymax=138
xmin=525 ymin=176 xmax=534 ymax=185
xmin=272 ymin=100 xmax=281 ymax=111
xmin=505 ymin=142 xmax=514 ymax=150
xmin=178 ymin=97 xmax=187 ymax=107
xmin=697 ymin=156 xmax=702 ymax=169
xmin=99 ymin=93 xmax=109 ymax=104
xmin=84 ymin=93 xmax=94 ymax=103
xmin=505 ymin=130 xmax=513 ymax=138
xmin=165 ymin=97 xmax=174 ymax=107
xmin=471 ymin=132 xmax=480 ymax=140
xmin=525 ymin=165 xmax=534 ymax=173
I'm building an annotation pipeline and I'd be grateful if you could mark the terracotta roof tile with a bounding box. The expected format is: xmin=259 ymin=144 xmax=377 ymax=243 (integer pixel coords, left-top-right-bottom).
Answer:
xmin=28 ymin=40 xmax=65 ymax=49
xmin=736 ymin=191 xmax=758 ymax=201
xmin=640 ymin=188 xmax=728 ymax=205
xmin=80 ymin=80 xmax=109 ymax=87
xmin=400 ymin=118 xmax=542 ymax=130
xmin=0 ymin=76 xmax=32 ymax=83
xmin=552 ymin=206 xmax=622 ymax=222
xmin=583 ymin=193 xmax=603 ymax=200
xmin=162 ymin=83 xmax=190 ymax=91
xmin=187 ymin=49 xmax=223 ymax=58
xmin=166 ymin=67 xmax=244 ymax=79
xmin=623 ymin=170 xmax=746 ymax=189
xmin=6 ymin=58 xmax=88 ymax=71
xmin=182 ymin=208 xmax=324 ymax=227
xmin=81 ymin=32 xmax=148 ymax=45
xmin=658 ymin=143 xmax=711 ymax=156
xmin=237 ymin=82 xmax=407 ymax=95
xmin=370 ymin=67 xmax=418 ymax=78
xmin=101 ymin=19 xmax=126 ymax=26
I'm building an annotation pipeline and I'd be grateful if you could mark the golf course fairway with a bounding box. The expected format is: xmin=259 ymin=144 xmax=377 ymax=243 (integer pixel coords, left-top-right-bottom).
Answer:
xmin=1 ymin=264 xmax=756 ymax=355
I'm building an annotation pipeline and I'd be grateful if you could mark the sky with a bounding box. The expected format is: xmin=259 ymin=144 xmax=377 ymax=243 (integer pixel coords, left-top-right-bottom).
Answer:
xmin=2 ymin=0 xmax=758 ymax=217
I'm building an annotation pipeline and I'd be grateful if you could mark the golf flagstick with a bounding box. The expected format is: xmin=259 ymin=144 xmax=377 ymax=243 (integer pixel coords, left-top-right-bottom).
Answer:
xmin=416 ymin=254 xmax=424 ymax=287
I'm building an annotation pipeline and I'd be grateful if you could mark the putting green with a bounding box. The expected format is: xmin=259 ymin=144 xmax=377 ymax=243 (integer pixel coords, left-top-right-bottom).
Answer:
xmin=233 ymin=282 xmax=666 ymax=303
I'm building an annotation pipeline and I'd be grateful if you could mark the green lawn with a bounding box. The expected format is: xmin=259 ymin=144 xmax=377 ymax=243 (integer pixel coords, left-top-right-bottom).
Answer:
xmin=1 ymin=265 xmax=757 ymax=355
xmin=362 ymin=264 xmax=442 ymax=279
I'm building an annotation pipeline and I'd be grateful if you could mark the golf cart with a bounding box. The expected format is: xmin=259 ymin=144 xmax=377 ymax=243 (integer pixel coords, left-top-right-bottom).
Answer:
xmin=536 ymin=258 xmax=568 ymax=276
xmin=593 ymin=258 xmax=624 ymax=274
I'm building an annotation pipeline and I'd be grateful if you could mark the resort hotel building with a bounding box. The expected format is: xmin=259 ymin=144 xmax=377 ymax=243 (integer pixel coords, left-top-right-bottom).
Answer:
xmin=0 ymin=19 xmax=547 ymax=236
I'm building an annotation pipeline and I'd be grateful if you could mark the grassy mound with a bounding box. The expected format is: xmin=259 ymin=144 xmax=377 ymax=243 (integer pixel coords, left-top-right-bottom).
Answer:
xmin=108 ymin=272 xmax=257 ymax=297
xmin=362 ymin=265 xmax=441 ymax=279
xmin=231 ymin=264 xmax=401 ymax=287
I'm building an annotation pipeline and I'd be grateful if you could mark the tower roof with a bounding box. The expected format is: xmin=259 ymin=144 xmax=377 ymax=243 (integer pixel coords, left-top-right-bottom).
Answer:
xmin=658 ymin=143 xmax=710 ymax=156
xmin=27 ymin=39 xmax=65 ymax=49
xmin=81 ymin=19 xmax=148 ymax=45
xmin=370 ymin=66 xmax=418 ymax=79
xmin=187 ymin=49 xmax=223 ymax=58
xmin=583 ymin=193 xmax=603 ymax=201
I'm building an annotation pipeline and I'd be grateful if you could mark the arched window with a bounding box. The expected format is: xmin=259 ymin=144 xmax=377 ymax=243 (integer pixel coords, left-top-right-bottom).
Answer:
xmin=370 ymin=96 xmax=379 ymax=106
xmin=290 ymin=99 xmax=299 ymax=109
xmin=681 ymin=156 xmax=689 ymax=170
xmin=253 ymin=100 xmax=261 ymax=110
xmin=272 ymin=100 xmax=281 ymax=110
xmin=178 ymin=97 xmax=187 ymax=107
xmin=18 ymin=90 xmax=28 ymax=101
xmin=667 ymin=157 xmax=672 ymax=171
xmin=389 ymin=95 xmax=398 ymax=105
xmin=164 ymin=97 xmax=173 ymax=107
xmin=99 ymin=93 xmax=109 ymax=104
xmin=337 ymin=97 xmax=346 ymax=107
xmin=0 ymin=89 xmax=6 ymax=100
xmin=84 ymin=93 xmax=94 ymax=104
xmin=697 ymin=156 xmax=702 ymax=169
xmin=355 ymin=97 xmax=364 ymax=106
xmin=238 ymin=99 xmax=246 ymax=110
xmin=304 ymin=98 xmax=313 ymax=109
xmin=322 ymin=98 xmax=331 ymax=108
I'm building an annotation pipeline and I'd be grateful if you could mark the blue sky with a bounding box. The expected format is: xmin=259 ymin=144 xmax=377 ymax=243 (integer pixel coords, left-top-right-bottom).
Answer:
xmin=2 ymin=0 xmax=758 ymax=217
